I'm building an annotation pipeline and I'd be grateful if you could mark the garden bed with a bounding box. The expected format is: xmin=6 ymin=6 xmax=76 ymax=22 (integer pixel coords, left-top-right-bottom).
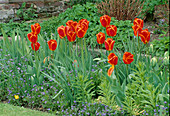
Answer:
xmin=0 ymin=1 xmax=169 ymax=116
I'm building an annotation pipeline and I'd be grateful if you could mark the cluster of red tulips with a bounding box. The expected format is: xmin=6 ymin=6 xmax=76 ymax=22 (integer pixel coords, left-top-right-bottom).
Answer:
xmin=96 ymin=15 xmax=134 ymax=76
xmin=27 ymin=23 xmax=57 ymax=51
xmin=27 ymin=23 xmax=41 ymax=51
xmin=96 ymin=15 xmax=117 ymax=51
xmin=132 ymin=18 xmax=150 ymax=44
xmin=57 ymin=19 xmax=89 ymax=42
xmin=27 ymin=16 xmax=150 ymax=77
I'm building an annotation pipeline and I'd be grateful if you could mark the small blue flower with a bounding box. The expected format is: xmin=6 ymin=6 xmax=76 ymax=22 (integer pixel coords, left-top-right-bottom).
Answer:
xmin=156 ymin=104 xmax=159 ymax=107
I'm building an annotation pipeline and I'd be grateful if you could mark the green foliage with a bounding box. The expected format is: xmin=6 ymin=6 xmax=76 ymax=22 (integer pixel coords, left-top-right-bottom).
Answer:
xmin=123 ymin=61 xmax=169 ymax=115
xmin=151 ymin=35 xmax=169 ymax=57
xmin=16 ymin=2 xmax=38 ymax=21
xmin=0 ymin=22 xmax=32 ymax=36
xmin=97 ymin=78 xmax=116 ymax=106
xmin=139 ymin=0 xmax=168 ymax=20
xmin=71 ymin=73 xmax=95 ymax=102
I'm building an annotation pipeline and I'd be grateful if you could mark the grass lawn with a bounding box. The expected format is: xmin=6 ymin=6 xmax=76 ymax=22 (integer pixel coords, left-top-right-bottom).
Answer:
xmin=0 ymin=103 xmax=55 ymax=116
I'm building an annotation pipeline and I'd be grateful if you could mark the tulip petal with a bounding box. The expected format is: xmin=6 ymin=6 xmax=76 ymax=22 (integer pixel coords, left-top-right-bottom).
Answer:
xmin=108 ymin=65 xmax=114 ymax=76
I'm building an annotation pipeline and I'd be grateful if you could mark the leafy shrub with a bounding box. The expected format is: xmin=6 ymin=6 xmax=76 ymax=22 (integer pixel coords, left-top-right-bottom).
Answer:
xmin=0 ymin=22 xmax=32 ymax=36
xmin=151 ymin=36 xmax=169 ymax=57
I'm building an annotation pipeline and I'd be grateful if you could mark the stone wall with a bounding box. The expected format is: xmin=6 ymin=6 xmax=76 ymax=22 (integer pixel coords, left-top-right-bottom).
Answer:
xmin=0 ymin=0 xmax=69 ymax=23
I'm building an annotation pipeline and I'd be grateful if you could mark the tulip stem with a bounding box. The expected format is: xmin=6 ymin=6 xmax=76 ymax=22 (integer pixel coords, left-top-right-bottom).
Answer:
xmin=126 ymin=64 xmax=129 ymax=78
xmin=138 ymin=35 xmax=140 ymax=53
xmin=100 ymin=44 xmax=103 ymax=58
xmin=69 ymin=42 xmax=71 ymax=56
xmin=115 ymin=66 xmax=120 ymax=84
xmin=84 ymin=38 xmax=88 ymax=59
xmin=33 ymin=45 xmax=38 ymax=85
xmin=81 ymin=39 xmax=85 ymax=74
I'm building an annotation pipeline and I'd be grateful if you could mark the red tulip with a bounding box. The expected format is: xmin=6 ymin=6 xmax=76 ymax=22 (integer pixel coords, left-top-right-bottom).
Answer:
xmin=66 ymin=20 xmax=78 ymax=32
xmin=31 ymin=23 xmax=41 ymax=35
xmin=105 ymin=38 xmax=115 ymax=51
xmin=57 ymin=25 xmax=66 ymax=39
xmin=108 ymin=65 xmax=114 ymax=76
xmin=48 ymin=39 xmax=57 ymax=51
xmin=106 ymin=25 xmax=117 ymax=37
xmin=78 ymin=19 xmax=89 ymax=31
xmin=133 ymin=18 xmax=144 ymax=28
xmin=27 ymin=32 xmax=38 ymax=43
xmin=132 ymin=24 xmax=142 ymax=36
xmin=96 ymin=32 xmax=105 ymax=44
xmin=100 ymin=15 xmax=111 ymax=27
xmin=139 ymin=29 xmax=150 ymax=44
xmin=31 ymin=42 xmax=40 ymax=51
xmin=108 ymin=53 xmax=118 ymax=66
xmin=65 ymin=26 xmax=72 ymax=34
xmin=75 ymin=23 xmax=87 ymax=38
xmin=123 ymin=52 xmax=134 ymax=64
xmin=66 ymin=31 xmax=76 ymax=42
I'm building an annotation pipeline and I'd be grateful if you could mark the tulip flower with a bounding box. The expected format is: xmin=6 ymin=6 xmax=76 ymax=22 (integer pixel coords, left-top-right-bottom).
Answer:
xmin=107 ymin=53 xmax=118 ymax=76
xmin=133 ymin=18 xmax=144 ymax=28
xmin=123 ymin=52 xmax=134 ymax=64
xmin=105 ymin=38 xmax=115 ymax=51
xmin=106 ymin=25 xmax=117 ymax=37
xmin=65 ymin=26 xmax=72 ymax=35
xmin=108 ymin=65 xmax=115 ymax=77
xmin=31 ymin=42 xmax=40 ymax=51
xmin=96 ymin=32 xmax=105 ymax=44
xmin=31 ymin=23 xmax=41 ymax=35
xmin=132 ymin=24 xmax=142 ymax=36
xmin=27 ymin=32 xmax=38 ymax=43
xmin=48 ymin=39 xmax=57 ymax=51
xmin=57 ymin=25 xmax=66 ymax=39
xmin=108 ymin=53 xmax=118 ymax=66
xmin=78 ymin=19 xmax=89 ymax=31
xmin=66 ymin=30 xmax=76 ymax=42
xmin=66 ymin=20 xmax=78 ymax=32
xmin=138 ymin=29 xmax=150 ymax=44
xmin=100 ymin=15 xmax=111 ymax=27
xmin=75 ymin=23 xmax=87 ymax=38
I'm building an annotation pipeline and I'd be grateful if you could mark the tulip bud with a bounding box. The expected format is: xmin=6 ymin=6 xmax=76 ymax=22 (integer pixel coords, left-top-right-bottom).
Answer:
xmin=163 ymin=56 xmax=169 ymax=65
xmin=164 ymin=51 xmax=169 ymax=58
xmin=150 ymin=57 xmax=157 ymax=67
xmin=160 ymin=71 xmax=163 ymax=77
xmin=149 ymin=44 xmax=153 ymax=53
